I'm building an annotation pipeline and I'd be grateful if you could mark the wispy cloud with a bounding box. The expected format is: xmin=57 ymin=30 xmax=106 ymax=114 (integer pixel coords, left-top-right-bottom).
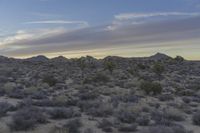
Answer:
xmin=106 ymin=12 xmax=200 ymax=30
xmin=23 ymin=20 xmax=89 ymax=27
xmin=115 ymin=12 xmax=200 ymax=20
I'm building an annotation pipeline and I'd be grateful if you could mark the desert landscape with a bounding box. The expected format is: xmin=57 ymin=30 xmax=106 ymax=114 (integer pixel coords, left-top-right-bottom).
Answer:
xmin=0 ymin=53 xmax=200 ymax=133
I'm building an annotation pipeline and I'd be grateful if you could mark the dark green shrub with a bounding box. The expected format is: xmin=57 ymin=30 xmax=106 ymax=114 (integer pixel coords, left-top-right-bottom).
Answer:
xmin=140 ymin=81 xmax=162 ymax=95
xmin=174 ymin=56 xmax=184 ymax=62
xmin=42 ymin=75 xmax=57 ymax=86
xmin=104 ymin=61 xmax=116 ymax=74
xmin=137 ymin=63 xmax=146 ymax=70
xmin=153 ymin=62 xmax=165 ymax=76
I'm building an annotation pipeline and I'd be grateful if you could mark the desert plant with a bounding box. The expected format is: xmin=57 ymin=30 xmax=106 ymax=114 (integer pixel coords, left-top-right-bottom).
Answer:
xmin=42 ymin=75 xmax=57 ymax=87
xmin=48 ymin=107 xmax=81 ymax=119
xmin=136 ymin=115 xmax=150 ymax=126
xmin=104 ymin=61 xmax=116 ymax=74
xmin=77 ymin=58 xmax=86 ymax=80
xmin=174 ymin=56 xmax=184 ymax=62
xmin=118 ymin=124 xmax=137 ymax=132
xmin=192 ymin=111 xmax=200 ymax=125
xmin=87 ymin=103 xmax=113 ymax=117
xmin=140 ymin=81 xmax=162 ymax=95
xmin=9 ymin=107 xmax=47 ymax=131
xmin=83 ymin=73 xmax=110 ymax=84
xmin=63 ymin=119 xmax=82 ymax=133
xmin=0 ymin=102 xmax=14 ymax=117
xmin=153 ymin=62 xmax=165 ymax=77
xmin=97 ymin=119 xmax=113 ymax=132
xmin=116 ymin=109 xmax=137 ymax=123
xmin=141 ymin=125 xmax=190 ymax=133
xmin=78 ymin=90 xmax=98 ymax=100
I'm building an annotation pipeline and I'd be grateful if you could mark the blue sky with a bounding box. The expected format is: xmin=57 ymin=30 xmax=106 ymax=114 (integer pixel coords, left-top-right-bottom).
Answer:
xmin=0 ymin=0 xmax=200 ymax=59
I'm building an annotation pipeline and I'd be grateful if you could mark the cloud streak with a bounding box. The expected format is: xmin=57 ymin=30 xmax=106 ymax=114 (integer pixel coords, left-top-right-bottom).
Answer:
xmin=24 ymin=20 xmax=89 ymax=26
xmin=115 ymin=12 xmax=200 ymax=20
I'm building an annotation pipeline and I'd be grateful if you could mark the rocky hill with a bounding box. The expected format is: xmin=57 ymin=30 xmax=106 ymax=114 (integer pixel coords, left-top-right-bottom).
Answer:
xmin=0 ymin=53 xmax=200 ymax=133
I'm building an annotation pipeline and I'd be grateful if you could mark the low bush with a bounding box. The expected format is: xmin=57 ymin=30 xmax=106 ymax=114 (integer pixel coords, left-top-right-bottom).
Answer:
xmin=9 ymin=107 xmax=47 ymax=131
xmin=78 ymin=90 xmax=98 ymax=100
xmin=118 ymin=124 xmax=137 ymax=132
xmin=153 ymin=62 xmax=165 ymax=76
xmin=63 ymin=119 xmax=82 ymax=133
xmin=98 ymin=119 xmax=113 ymax=132
xmin=83 ymin=73 xmax=110 ymax=84
xmin=116 ymin=109 xmax=137 ymax=123
xmin=87 ymin=103 xmax=113 ymax=117
xmin=158 ymin=94 xmax=174 ymax=101
xmin=151 ymin=109 xmax=185 ymax=126
xmin=77 ymin=100 xmax=100 ymax=112
xmin=141 ymin=125 xmax=190 ymax=133
xmin=48 ymin=107 xmax=81 ymax=119
xmin=0 ymin=102 xmax=14 ymax=117
xmin=192 ymin=111 xmax=200 ymax=126
xmin=42 ymin=75 xmax=57 ymax=87
xmin=136 ymin=115 xmax=150 ymax=126
xmin=140 ymin=81 xmax=162 ymax=95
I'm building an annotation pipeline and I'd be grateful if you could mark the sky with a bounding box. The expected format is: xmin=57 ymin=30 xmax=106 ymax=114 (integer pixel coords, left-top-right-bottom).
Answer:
xmin=0 ymin=0 xmax=200 ymax=59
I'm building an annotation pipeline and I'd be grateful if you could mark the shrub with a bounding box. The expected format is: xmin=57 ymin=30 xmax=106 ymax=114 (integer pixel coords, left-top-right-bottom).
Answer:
xmin=153 ymin=62 xmax=165 ymax=76
xmin=118 ymin=124 xmax=137 ymax=132
xmin=158 ymin=94 xmax=174 ymax=101
xmin=141 ymin=125 xmax=190 ymax=133
xmin=97 ymin=119 xmax=113 ymax=132
xmin=151 ymin=109 xmax=185 ymax=125
xmin=9 ymin=107 xmax=47 ymax=131
xmin=0 ymin=102 xmax=14 ymax=117
xmin=77 ymin=100 xmax=100 ymax=112
xmin=137 ymin=63 xmax=146 ymax=70
xmin=174 ymin=56 xmax=184 ymax=62
xmin=104 ymin=61 xmax=116 ymax=74
xmin=140 ymin=81 xmax=162 ymax=95
xmin=164 ymin=109 xmax=185 ymax=122
xmin=8 ymin=89 xmax=25 ymax=99
xmin=42 ymin=75 xmax=57 ymax=87
xmin=63 ymin=119 xmax=82 ymax=133
xmin=84 ymin=128 xmax=94 ymax=133
xmin=31 ymin=91 xmax=47 ymax=99
xmin=136 ymin=115 xmax=150 ymax=126
xmin=116 ymin=109 xmax=137 ymax=123
xmin=78 ymin=90 xmax=98 ymax=100
xmin=87 ymin=103 xmax=113 ymax=117
xmin=192 ymin=111 xmax=200 ymax=125
xmin=83 ymin=73 xmax=110 ymax=84
xmin=48 ymin=107 xmax=81 ymax=119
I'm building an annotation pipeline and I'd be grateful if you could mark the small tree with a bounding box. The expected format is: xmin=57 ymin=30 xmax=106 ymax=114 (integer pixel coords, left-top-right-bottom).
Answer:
xmin=174 ymin=56 xmax=184 ymax=62
xmin=104 ymin=61 xmax=116 ymax=74
xmin=153 ymin=62 xmax=164 ymax=78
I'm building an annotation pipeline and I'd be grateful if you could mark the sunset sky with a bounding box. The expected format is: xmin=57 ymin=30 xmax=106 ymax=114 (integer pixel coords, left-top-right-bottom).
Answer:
xmin=0 ymin=0 xmax=200 ymax=59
